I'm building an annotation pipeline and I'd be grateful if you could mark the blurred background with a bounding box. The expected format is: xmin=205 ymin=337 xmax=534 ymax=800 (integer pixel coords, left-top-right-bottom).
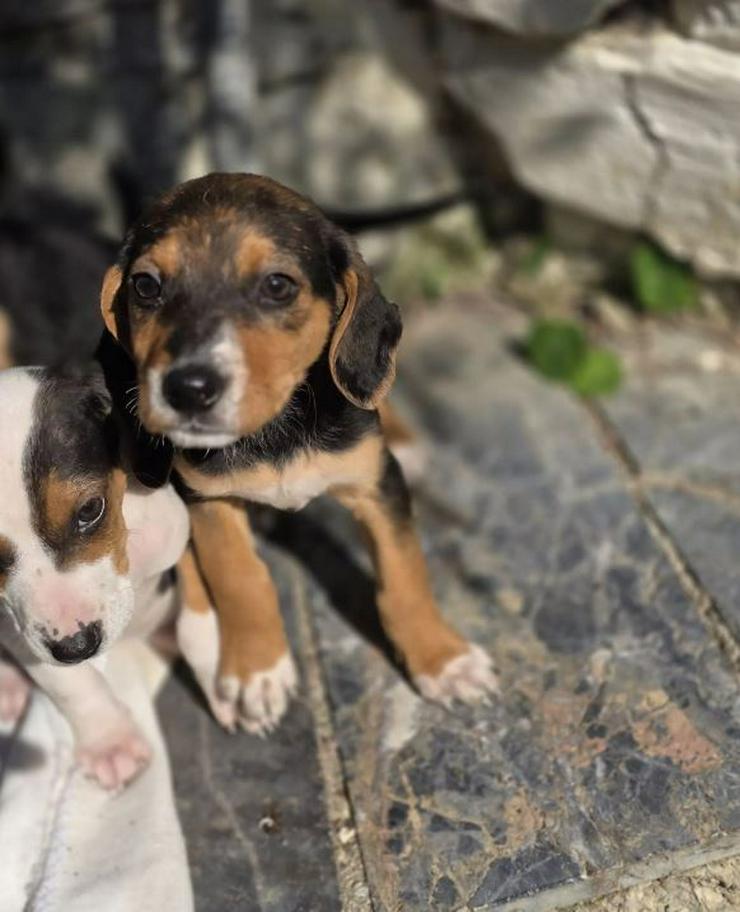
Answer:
xmin=0 ymin=0 xmax=738 ymax=387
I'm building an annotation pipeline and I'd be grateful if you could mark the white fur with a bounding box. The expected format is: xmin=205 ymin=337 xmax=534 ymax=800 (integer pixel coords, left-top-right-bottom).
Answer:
xmin=0 ymin=368 xmax=192 ymax=787
xmin=233 ymin=458 xmax=367 ymax=512
xmin=176 ymin=605 xmax=235 ymax=731
xmin=219 ymin=653 xmax=298 ymax=736
xmin=414 ymin=645 xmax=499 ymax=707
xmin=0 ymin=654 xmax=30 ymax=723
xmin=146 ymin=322 xmax=247 ymax=448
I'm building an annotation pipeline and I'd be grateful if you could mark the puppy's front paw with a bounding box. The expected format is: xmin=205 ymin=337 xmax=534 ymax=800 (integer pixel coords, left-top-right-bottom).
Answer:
xmin=415 ymin=644 xmax=499 ymax=708
xmin=0 ymin=661 xmax=31 ymax=724
xmin=76 ymin=721 xmax=151 ymax=790
xmin=219 ymin=653 xmax=298 ymax=737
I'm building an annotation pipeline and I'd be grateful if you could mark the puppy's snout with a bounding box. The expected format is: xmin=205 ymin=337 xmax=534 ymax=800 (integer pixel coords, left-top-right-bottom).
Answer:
xmin=162 ymin=365 xmax=226 ymax=414
xmin=46 ymin=621 xmax=102 ymax=664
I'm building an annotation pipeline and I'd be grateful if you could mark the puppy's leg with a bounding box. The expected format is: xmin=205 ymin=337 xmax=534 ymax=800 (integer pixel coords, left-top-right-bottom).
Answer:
xmin=25 ymin=660 xmax=150 ymax=789
xmin=176 ymin=544 xmax=236 ymax=731
xmin=378 ymin=401 xmax=427 ymax=484
xmin=189 ymin=499 xmax=296 ymax=735
xmin=333 ymin=450 xmax=498 ymax=706
xmin=0 ymin=652 xmax=31 ymax=724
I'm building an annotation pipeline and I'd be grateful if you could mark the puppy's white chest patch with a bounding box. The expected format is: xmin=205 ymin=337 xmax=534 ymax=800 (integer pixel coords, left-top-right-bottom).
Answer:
xmin=238 ymin=466 xmax=334 ymax=511
xmin=232 ymin=447 xmax=374 ymax=511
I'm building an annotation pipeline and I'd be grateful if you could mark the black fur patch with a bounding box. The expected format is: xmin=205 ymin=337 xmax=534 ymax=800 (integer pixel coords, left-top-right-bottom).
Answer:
xmin=378 ymin=450 xmax=412 ymax=527
xmin=181 ymin=353 xmax=379 ymax=479
xmin=23 ymin=363 xmax=119 ymax=563
xmin=96 ymin=329 xmax=174 ymax=488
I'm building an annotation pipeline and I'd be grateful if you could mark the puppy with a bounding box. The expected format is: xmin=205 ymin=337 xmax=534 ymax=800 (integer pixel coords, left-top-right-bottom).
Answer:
xmin=0 ymin=363 xmax=195 ymax=788
xmin=99 ymin=173 xmax=498 ymax=734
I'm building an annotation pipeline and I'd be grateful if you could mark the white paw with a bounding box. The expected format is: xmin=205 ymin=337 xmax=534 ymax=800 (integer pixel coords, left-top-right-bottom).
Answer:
xmin=219 ymin=653 xmax=298 ymax=736
xmin=76 ymin=721 xmax=151 ymax=790
xmin=0 ymin=662 xmax=31 ymax=724
xmin=415 ymin=645 xmax=499 ymax=708
xmin=176 ymin=607 xmax=236 ymax=732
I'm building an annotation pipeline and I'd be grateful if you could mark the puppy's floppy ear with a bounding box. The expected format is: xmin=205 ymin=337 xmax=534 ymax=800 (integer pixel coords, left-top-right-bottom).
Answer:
xmin=327 ymin=232 xmax=402 ymax=410
xmin=95 ymin=327 xmax=173 ymax=488
xmin=100 ymin=264 xmax=124 ymax=339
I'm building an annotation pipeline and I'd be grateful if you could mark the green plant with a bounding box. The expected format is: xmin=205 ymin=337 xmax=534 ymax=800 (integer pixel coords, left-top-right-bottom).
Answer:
xmin=518 ymin=236 xmax=551 ymax=277
xmin=524 ymin=319 xmax=622 ymax=397
xmin=629 ymin=241 xmax=698 ymax=314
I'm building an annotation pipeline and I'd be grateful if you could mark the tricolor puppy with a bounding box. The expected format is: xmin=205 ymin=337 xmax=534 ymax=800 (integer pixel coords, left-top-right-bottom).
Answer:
xmin=99 ymin=172 xmax=498 ymax=735
xmin=0 ymin=363 xmax=200 ymax=789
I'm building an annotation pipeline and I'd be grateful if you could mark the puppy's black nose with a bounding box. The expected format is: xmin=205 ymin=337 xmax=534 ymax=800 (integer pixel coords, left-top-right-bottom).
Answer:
xmin=162 ymin=365 xmax=226 ymax=413
xmin=47 ymin=621 xmax=102 ymax=664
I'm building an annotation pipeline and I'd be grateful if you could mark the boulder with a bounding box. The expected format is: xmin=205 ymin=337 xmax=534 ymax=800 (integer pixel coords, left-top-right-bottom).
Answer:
xmin=442 ymin=18 xmax=740 ymax=277
xmin=434 ymin=0 xmax=626 ymax=37
xmin=670 ymin=1 xmax=740 ymax=51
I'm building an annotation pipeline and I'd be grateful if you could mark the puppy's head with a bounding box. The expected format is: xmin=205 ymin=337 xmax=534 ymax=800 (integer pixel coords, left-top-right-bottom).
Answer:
xmin=0 ymin=365 xmax=134 ymax=665
xmin=100 ymin=173 xmax=401 ymax=447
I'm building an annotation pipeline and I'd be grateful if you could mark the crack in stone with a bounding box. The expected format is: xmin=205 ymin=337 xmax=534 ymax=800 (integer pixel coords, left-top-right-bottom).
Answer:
xmin=623 ymin=73 xmax=670 ymax=230
xmin=642 ymin=472 xmax=740 ymax=514
xmin=584 ymin=400 xmax=740 ymax=674
xmin=197 ymin=712 xmax=263 ymax=893
xmin=291 ymin=569 xmax=374 ymax=912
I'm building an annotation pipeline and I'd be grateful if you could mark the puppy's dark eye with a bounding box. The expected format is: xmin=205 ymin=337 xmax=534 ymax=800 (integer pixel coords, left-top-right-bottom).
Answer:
xmin=132 ymin=272 xmax=161 ymax=301
xmin=259 ymin=273 xmax=298 ymax=305
xmin=76 ymin=497 xmax=106 ymax=533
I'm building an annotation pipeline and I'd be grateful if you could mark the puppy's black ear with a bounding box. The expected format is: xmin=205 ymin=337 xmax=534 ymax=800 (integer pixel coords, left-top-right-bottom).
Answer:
xmin=95 ymin=328 xmax=174 ymax=488
xmin=327 ymin=231 xmax=402 ymax=410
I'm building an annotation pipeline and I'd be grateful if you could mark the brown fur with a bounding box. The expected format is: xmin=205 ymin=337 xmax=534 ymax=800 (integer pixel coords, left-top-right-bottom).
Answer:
xmin=235 ymin=230 xmax=277 ymax=277
xmin=142 ymin=232 xmax=182 ymax=276
xmin=102 ymin=173 xmax=474 ymax=713
xmin=236 ymin=307 xmax=331 ymax=434
xmin=100 ymin=265 xmax=122 ymax=339
xmin=177 ymin=433 xmax=382 ymax=500
xmin=0 ymin=310 xmax=12 ymax=369
xmin=41 ymin=468 xmax=128 ymax=574
xmin=378 ymin=401 xmax=416 ymax=448
xmin=188 ymin=498 xmax=289 ymax=680
xmin=334 ymin=483 xmax=468 ymax=678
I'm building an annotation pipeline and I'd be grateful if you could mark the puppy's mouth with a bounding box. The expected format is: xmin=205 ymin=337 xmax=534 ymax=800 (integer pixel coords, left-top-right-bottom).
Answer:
xmin=166 ymin=424 xmax=241 ymax=449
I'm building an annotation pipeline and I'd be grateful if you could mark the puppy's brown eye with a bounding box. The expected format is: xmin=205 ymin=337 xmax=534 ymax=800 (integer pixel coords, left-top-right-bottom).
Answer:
xmin=132 ymin=272 xmax=161 ymax=301
xmin=260 ymin=273 xmax=297 ymax=305
xmin=77 ymin=497 xmax=106 ymax=533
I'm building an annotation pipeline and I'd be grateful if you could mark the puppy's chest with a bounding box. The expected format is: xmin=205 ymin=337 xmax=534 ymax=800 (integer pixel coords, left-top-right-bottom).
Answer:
xmin=240 ymin=461 xmax=340 ymax=510
xmin=178 ymin=436 xmax=382 ymax=509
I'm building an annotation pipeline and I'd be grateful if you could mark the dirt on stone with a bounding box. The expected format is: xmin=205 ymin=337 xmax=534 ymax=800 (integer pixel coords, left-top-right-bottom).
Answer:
xmin=575 ymin=854 xmax=740 ymax=912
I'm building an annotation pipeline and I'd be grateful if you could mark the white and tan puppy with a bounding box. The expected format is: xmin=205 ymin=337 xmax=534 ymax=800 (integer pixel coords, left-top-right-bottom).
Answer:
xmin=0 ymin=363 xmax=202 ymax=789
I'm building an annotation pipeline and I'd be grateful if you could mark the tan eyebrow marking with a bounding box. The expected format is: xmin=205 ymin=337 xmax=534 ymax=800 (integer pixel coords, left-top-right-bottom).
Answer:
xmin=235 ymin=230 xmax=278 ymax=278
xmin=40 ymin=469 xmax=129 ymax=574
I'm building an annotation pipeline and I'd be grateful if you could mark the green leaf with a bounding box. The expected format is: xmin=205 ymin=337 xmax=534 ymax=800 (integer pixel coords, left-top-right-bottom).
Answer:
xmin=570 ymin=348 xmax=622 ymax=396
xmin=525 ymin=319 xmax=587 ymax=381
xmin=629 ymin=242 xmax=698 ymax=314
xmin=518 ymin=236 xmax=551 ymax=276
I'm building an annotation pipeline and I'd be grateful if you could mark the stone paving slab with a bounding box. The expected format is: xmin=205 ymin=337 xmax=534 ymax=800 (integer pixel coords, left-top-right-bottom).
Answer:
xmin=298 ymin=305 xmax=740 ymax=910
xmin=158 ymin=563 xmax=344 ymax=912
xmin=604 ymin=326 xmax=740 ymax=643
xmin=159 ymin=303 xmax=740 ymax=911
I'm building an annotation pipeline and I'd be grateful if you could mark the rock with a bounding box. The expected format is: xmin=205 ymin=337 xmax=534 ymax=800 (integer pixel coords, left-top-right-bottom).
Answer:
xmin=671 ymin=1 xmax=740 ymax=51
xmin=302 ymin=50 xmax=461 ymax=211
xmin=442 ymin=18 xmax=740 ymax=278
xmin=435 ymin=0 xmax=626 ymax=37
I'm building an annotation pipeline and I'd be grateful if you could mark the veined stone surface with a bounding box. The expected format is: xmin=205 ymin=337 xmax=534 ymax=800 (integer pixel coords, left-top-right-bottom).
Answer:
xmin=442 ymin=18 xmax=740 ymax=278
xmin=159 ymin=299 xmax=740 ymax=910
xmin=435 ymin=0 xmax=625 ymax=37
xmin=671 ymin=1 xmax=740 ymax=51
